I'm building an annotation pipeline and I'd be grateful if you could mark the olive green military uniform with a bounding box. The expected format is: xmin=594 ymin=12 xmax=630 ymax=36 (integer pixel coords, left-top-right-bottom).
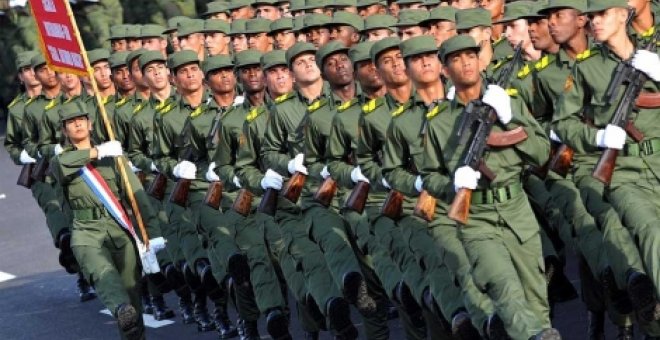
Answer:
xmin=5 ymin=52 xmax=37 ymax=166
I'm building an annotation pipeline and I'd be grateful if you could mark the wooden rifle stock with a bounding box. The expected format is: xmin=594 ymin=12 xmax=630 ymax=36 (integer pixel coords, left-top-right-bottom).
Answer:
xmin=257 ymin=188 xmax=278 ymax=216
xmin=17 ymin=163 xmax=35 ymax=189
xmin=448 ymin=188 xmax=472 ymax=224
xmin=136 ymin=171 xmax=147 ymax=186
xmin=31 ymin=157 xmax=48 ymax=182
xmin=281 ymin=171 xmax=306 ymax=203
xmin=232 ymin=189 xmax=254 ymax=216
xmin=344 ymin=181 xmax=370 ymax=214
xmin=380 ymin=190 xmax=404 ymax=220
xmin=147 ymin=172 xmax=167 ymax=200
xmin=548 ymin=144 xmax=574 ymax=178
xmin=313 ymin=177 xmax=337 ymax=207
xmin=413 ymin=190 xmax=436 ymax=222
xmin=529 ymin=144 xmax=557 ymax=180
xmin=169 ymin=178 xmax=191 ymax=207
xmin=592 ymin=149 xmax=619 ymax=185
xmin=204 ymin=181 xmax=224 ymax=210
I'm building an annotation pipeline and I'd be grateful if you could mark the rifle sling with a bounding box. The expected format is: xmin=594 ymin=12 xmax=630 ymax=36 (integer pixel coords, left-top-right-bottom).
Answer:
xmin=486 ymin=126 xmax=528 ymax=147
xmin=636 ymin=92 xmax=660 ymax=109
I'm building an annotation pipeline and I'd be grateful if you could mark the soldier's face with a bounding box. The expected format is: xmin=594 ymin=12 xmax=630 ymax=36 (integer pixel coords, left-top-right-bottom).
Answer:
xmin=63 ymin=116 xmax=91 ymax=143
xmin=376 ymin=48 xmax=409 ymax=86
xmin=143 ymin=37 xmax=166 ymax=52
xmin=232 ymin=6 xmax=253 ymax=20
xmin=56 ymin=72 xmax=81 ymax=92
xmin=174 ymin=63 xmax=204 ymax=93
xmin=588 ymin=8 xmax=628 ymax=43
xmin=450 ymin=0 xmax=477 ymax=9
xmin=528 ymin=18 xmax=554 ymax=52
xmin=274 ymin=30 xmax=297 ymax=50
xmin=112 ymin=66 xmax=135 ymax=93
xmin=207 ymin=68 xmax=237 ymax=94
xmin=256 ymin=5 xmax=282 ymax=20
xmin=179 ymin=33 xmax=204 ymax=54
xmin=144 ymin=62 xmax=170 ymax=90
xmin=280 ymin=3 xmax=291 ymax=17
xmin=330 ymin=26 xmax=359 ymax=47
xmin=291 ymin=53 xmax=322 ymax=84
xmin=359 ymin=4 xmax=385 ymax=17
xmin=323 ymin=52 xmax=354 ymax=87
xmin=398 ymin=3 xmax=424 ymax=11
xmin=265 ymin=66 xmax=294 ymax=97
xmin=459 ymin=26 xmax=491 ymax=47
xmin=247 ymin=33 xmax=273 ymax=52
xmin=444 ymin=50 xmax=480 ymax=87
xmin=627 ymin=0 xmax=650 ymax=15
xmin=206 ymin=33 xmax=231 ymax=56
xmin=111 ymin=39 xmax=128 ymax=52
xmin=398 ymin=26 xmax=426 ymax=41
xmin=429 ymin=21 xmax=457 ymax=47
xmin=239 ymin=65 xmax=266 ymax=93
xmin=35 ymin=65 xmax=58 ymax=88
xmin=127 ymin=38 xmax=142 ymax=51
xmin=232 ymin=35 xmax=249 ymax=53
xmin=130 ymin=60 xmax=148 ymax=89
xmin=305 ymin=28 xmax=331 ymax=48
xmin=93 ymin=61 xmax=113 ymax=90
xmin=504 ymin=19 xmax=531 ymax=48
xmin=406 ymin=52 xmax=442 ymax=85
xmin=169 ymin=32 xmax=181 ymax=52
xmin=355 ymin=60 xmax=384 ymax=91
xmin=547 ymin=8 xmax=582 ymax=45
xmin=19 ymin=67 xmax=41 ymax=87
xmin=365 ymin=29 xmax=395 ymax=42
xmin=480 ymin=0 xmax=504 ymax=19
xmin=209 ymin=12 xmax=231 ymax=21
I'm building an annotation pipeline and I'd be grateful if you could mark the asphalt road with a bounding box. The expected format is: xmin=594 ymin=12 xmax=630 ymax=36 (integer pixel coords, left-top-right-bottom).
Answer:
xmin=0 ymin=126 xmax=642 ymax=339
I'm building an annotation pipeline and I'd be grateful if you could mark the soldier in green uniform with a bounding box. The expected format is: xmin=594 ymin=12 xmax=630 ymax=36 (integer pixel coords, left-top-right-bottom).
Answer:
xmin=269 ymin=17 xmax=296 ymax=50
xmin=202 ymin=1 xmax=231 ymax=21
xmin=85 ymin=49 xmax=117 ymax=144
xmin=455 ymin=8 xmax=501 ymax=77
xmin=245 ymin=18 xmax=275 ymax=53
xmin=140 ymin=24 xmax=168 ymax=58
xmin=326 ymin=12 xmax=363 ymax=47
xmin=51 ymin=101 xmax=164 ymax=340
xmin=204 ymin=19 xmax=232 ymax=57
xmin=229 ymin=0 xmax=255 ymax=20
xmin=360 ymin=14 xmax=398 ymax=42
xmin=479 ymin=0 xmax=513 ymax=62
xmin=111 ymin=51 xmax=137 ymax=150
xmin=109 ymin=25 xmax=130 ymax=53
xmin=552 ymin=0 xmax=660 ymax=336
xmin=425 ymin=34 xmax=558 ymax=340
xmin=392 ymin=9 xmax=429 ymax=41
xmin=177 ymin=19 xmax=207 ymax=61
xmin=419 ymin=6 xmax=457 ymax=47
xmin=230 ymin=19 xmax=250 ymax=54
xmin=302 ymin=14 xmax=332 ymax=48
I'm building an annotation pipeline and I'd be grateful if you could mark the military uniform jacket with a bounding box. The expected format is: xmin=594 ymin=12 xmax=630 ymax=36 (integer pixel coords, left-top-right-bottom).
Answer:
xmin=113 ymin=92 xmax=141 ymax=150
xmin=127 ymin=93 xmax=166 ymax=175
xmin=235 ymin=99 xmax=271 ymax=205
xmin=22 ymin=94 xmax=60 ymax=159
xmin=4 ymin=92 xmax=32 ymax=164
xmin=38 ymin=93 xmax=89 ymax=159
xmin=89 ymin=94 xmax=116 ymax=144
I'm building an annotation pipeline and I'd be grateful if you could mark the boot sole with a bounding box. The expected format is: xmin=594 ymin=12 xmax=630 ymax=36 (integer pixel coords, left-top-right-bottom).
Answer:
xmin=117 ymin=305 xmax=141 ymax=340
xmin=327 ymin=298 xmax=358 ymax=339
xmin=267 ymin=312 xmax=292 ymax=340
xmin=343 ymin=274 xmax=376 ymax=316
xmin=628 ymin=274 xmax=660 ymax=323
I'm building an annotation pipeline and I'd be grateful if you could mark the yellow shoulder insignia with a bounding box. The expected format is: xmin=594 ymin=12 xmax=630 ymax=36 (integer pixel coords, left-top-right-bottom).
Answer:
xmin=246 ymin=107 xmax=264 ymax=122
xmin=425 ymin=101 xmax=448 ymax=120
xmin=101 ymin=96 xmax=111 ymax=106
xmin=391 ymin=101 xmax=410 ymax=118
xmin=25 ymin=97 xmax=37 ymax=107
xmin=133 ymin=102 xmax=146 ymax=114
xmin=7 ymin=96 xmax=21 ymax=109
xmin=493 ymin=58 xmax=507 ymax=71
xmin=337 ymin=98 xmax=358 ymax=112
xmin=642 ymin=25 xmax=655 ymax=38
xmin=116 ymin=97 xmax=129 ymax=108
xmin=307 ymin=98 xmax=327 ymax=113
xmin=576 ymin=48 xmax=598 ymax=62
xmin=517 ymin=63 xmax=532 ymax=79
xmin=505 ymin=88 xmax=518 ymax=97
xmin=159 ymin=103 xmax=175 ymax=115
xmin=44 ymin=98 xmax=57 ymax=111
xmin=534 ymin=54 xmax=554 ymax=72
xmin=361 ymin=97 xmax=384 ymax=115
xmin=190 ymin=105 xmax=204 ymax=118
xmin=275 ymin=92 xmax=294 ymax=104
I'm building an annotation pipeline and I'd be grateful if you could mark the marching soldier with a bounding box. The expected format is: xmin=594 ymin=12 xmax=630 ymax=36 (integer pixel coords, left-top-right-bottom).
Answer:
xmin=269 ymin=17 xmax=297 ymax=50
xmin=204 ymin=19 xmax=232 ymax=57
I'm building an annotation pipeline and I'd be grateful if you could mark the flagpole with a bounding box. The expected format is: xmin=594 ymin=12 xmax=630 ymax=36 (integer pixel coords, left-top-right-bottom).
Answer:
xmin=61 ymin=1 xmax=151 ymax=249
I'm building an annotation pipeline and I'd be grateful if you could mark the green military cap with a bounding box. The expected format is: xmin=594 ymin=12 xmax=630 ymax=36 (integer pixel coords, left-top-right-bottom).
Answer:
xmin=370 ymin=36 xmax=401 ymax=64
xmin=362 ymin=14 xmax=397 ymax=32
xmin=327 ymin=0 xmax=358 ymax=8
xmin=88 ymin=49 xmax=110 ymax=65
xmin=356 ymin=0 xmax=383 ymax=7
xmin=230 ymin=19 xmax=248 ymax=36
xmin=396 ymin=0 xmax=423 ymax=5
xmin=234 ymin=50 xmax=264 ymax=68
xmin=349 ymin=41 xmax=374 ymax=65
xmin=31 ymin=53 xmax=47 ymax=69
xmin=127 ymin=48 xmax=147 ymax=67
xmin=253 ymin=0 xmax=279 ymax=5
xmin=203 ymin=19 xmax=231 ymax=34
xmin=270 ymin=17 xmax=294 ymax=34
xmin=261 ymin=50 xmax=287 ymax=70
xmin=178 ymin=19 xmax=206 ymax=37
xmin=393 ymin=9 xmax=429 ymax=27
xmin=303 ymin=13 xmax=332 ymax=30
xmin=420 ymin=6 xmax=456 ymax=26
xmin=16 ymin=51 xmax=37 ymax=70
xmin=495 ymin=1 xmax=534 ymax=24
xmin=203 ymin=1 xmax=230 ymax=17
xmin=59 ymin=100 xmax=88 ymax=123
xmin=203 ymin=55 xmax=234 ymax=75
xmin=303 ymin=0 xmax=325 ymax=11
xmin=290 ymin=0 xmax=306 ymax=12
xmin=584 ymin=0 xmax=627 ymax=13
xmin=331 ymin=11 xmax=364 ymax=31
xmin=164 ymin=16 xmax=189 ymax=34
xmin=227 ymin=0 xmax=253 ymax=11
xmin=286 ymin=42 xmax=317 ymax=68
xmin=109 ymin=24 xmax=130 ymax=40
xmin=244 ymin=18 xmax=273 ymax=34
xmin=168 ymin=50 xmax=200 ymax=70
xmin=140 ymin=24 xmax=166 ymax=39
xmin=455 ymin=8 xmax=492 ymax=30
xmin=423 ymin=0 xmax=440 ymax=6
xmin=538 ymin=0 xmax=587 ymax=14
xmin=520 ymin=1 xmax=546 ymax=20
xmin=109 ymin=51 xmax=131 ymax=69
xmin=400 ymin=35 xmax=437 ymax=58
xmin=125 ymin=24 xmax=142 ymax=39
xmin=139 ymin=50 xmax=166 ymax=71
xmin=316 ymin=40 xmax=350 ymax=69
xmin=439 ymin=34 xmax=480 ymax=63
xmin=292 ymin=15 xmax=306 ymax=32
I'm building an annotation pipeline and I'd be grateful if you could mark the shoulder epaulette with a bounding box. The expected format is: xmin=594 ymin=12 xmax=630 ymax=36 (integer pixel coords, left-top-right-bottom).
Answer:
xmin=390 ymin=101 xmax=411 ymax=118
xmin=307 ymin=98 xmax=327 ymax=113
xmin=133 ymin=101 xmax=147 ymax=114
xmin=7 ymin=95 xmax=21 ymax=109
xmin=190 ymin=105 xmax=205 ymax=119
xmin=25 ymin=97 xmax=37 ymax=107
xmin=426 ymin=101 xmax=448 ymax=120
xmin=337 ymin=98 xmax=358 ymax=112
xmin=362 ymin=97 xmax=384 ymax=115
xmin=506 ymin=88 xmax=519 ymax=97
xmin=44 ymin=98 xmax=58 ymax=111
xmin=246 ymin=106 xmax=265 ymax=123
xmin=492 ymin=58 xmax=508 ymax=71
xmin=517 ymin=63 xmax=533 ymax=79
xmin=534 ymin=54 xmax=555 ymax=72
xmin=576 ymin=48 xmax=599 ymax=62
xmin=274 ymin=92 xmax=294 ymax=104
xmin=116 ymin=97 xmax=129 ymax=108
xmin=159 ymin=102 xmax=175 ymax=115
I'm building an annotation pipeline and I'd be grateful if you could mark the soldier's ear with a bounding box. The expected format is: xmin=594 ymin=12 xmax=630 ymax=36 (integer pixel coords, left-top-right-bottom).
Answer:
xmin=482 ymin=27 xmax=493 ymax=42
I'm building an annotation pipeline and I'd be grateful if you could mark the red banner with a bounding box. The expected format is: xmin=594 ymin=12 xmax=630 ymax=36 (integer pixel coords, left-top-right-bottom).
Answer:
xmin=29 ymin=0 xmax=88 ymax=75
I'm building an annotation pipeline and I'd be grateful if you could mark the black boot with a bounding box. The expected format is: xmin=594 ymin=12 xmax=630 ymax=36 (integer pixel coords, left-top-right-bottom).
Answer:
xmin=58 ymin=231 xmax=79 ymax=274
xmin=587 ymin=311 xmax=605 ymax=340
xmin=326 ymin=297 xmax=358 ymax=340
xmin=484 ymin=314 xmax=511 ymax=340
xmin=151 ymin=295 xmax=175 ymax=320
xmin=212 ymin=299 xmax=238 ymax=339
xmin=116 ymin=303 xmax=142 ymax=340
xmin=342 ymin=271 xmax=376 ymax=316
xmin=394 ymin=281 xmax=424 ymax=328
xmin=545 ymin=256 xmax=578 ymax=303
xmin=178 ymin=290 xmax=196 ymax=324
xmin=601 ymin=267 xmax=633 ymax=315
xmin=77 ymin=272 xmax=96 ymax=302
xmin=227 ymin=252 xmax=250 ymax=287
xmin=237 ymin=319 xmax=260 ymax=340
xmin=385 ymin=299 xmax=399 ymax=320
xmin=140 ymin=278 xmax=153 ymax=314
xmin=451 ymin=309 xmax=480 ymax=340
xmin=266 ymin=308 xmax=292 ymax=340
xmin=627 ymin=270 xmax=660 ymax=323
xmin=617 ymin=325 xmax=633 ymax=340
xmin=193 ymin=291 xmax=215 ymax=332
xmin=530 ymin=328 xmax=562 ymax=340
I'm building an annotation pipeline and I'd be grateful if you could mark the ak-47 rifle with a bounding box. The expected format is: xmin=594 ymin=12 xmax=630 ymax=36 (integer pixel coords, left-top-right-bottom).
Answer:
xmin=17 ymin=163 xmax=35 ymax=188
xmin=448 ymin=42 xmax=524 ymax=224
xmin=203 ymin=109 xmax=224 ymax=210
xmin=592 ymin=28 xmax=659 ymax=185
xmin=31 ymin=156 xmax=49 ymax=182
xmin=344 ymin=152 xmax=370 ymax=214
xmin=315 ymin=150 xmax=356 ymax=207
xmin=147 ymin=117 xmax=168 ymax=200
xmin=169 ymin=118 xmax=195 ymax=207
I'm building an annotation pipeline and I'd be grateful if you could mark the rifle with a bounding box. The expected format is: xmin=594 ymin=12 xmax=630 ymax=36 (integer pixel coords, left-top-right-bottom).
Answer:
xmin=169 ymin=118 xmax=196 ymax=207
xmin=31 ymin=156 xmax=49 ymax=182
xmin=17 ymin=164 xmax=35 ymax=189
xmin=204 ymin=109 xmax=225 ymax=209
xmin=233 ymin=188 xmax=254 ymax=216
xmin=281 ymin=171 xmax=306 ymax=203
xmin=136 ymin=171 xmax=147 ymax=186
xmin=147 ymin=172 xmax=167 ymax=200
xmin=257 ymin=188 xmax=278 ymax=216
xmin=315 ymin=151 xmax=355 ymax=207
xmin=380 ymin=190 xmax=404 ymax=219
xmin=413 ymin=189 xmax=436 ymax=222
xmin=448 ymin=42 xmax=523 ymax=224
xmin=343 ymin=151 xmax=370 ymax=213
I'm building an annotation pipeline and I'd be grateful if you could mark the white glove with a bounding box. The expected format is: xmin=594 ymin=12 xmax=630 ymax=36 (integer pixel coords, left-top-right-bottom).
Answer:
xmin=149 ymin=237 xmax=167 ymax=253
xmin=233 ymin=95 xmax=245 ymax=106
xmin=261 ymin=169 xmax=283 ymax=190
xmin=128 ymin=161 xmax=140 ymax=173
xmin=482 ymin=84 xmax=512 ymax=125
xmin=206 ymin=162 xmax=220 ymax=182
xmin=350 ymin=166 xmax=369 ymax=183
xmin=549 ymin=130 xmax=562 ymax=143
xmin=596 ymin=124 xmax=626 ymax=150
xmin=233 ymin=175 xmax=242 ymax=188
xmin=446 ymin=86 xmax=456 ymax=100
xmin=453 ymin=166 xmax=481 ymax=192
xmin=138 ymin=242 xmax=161 ymax=274
xmin=414 ymin=175 xmax=423 ymax=193
xmin=96 ymin=140 xmax=123 ymax=159
xmin=19 ymin=149 xmax=36 ymax=164
xmin=173 ymin=160 xmax=197 ymax=180
xmin=287 ymin=153 xmax=308 ymax=175
xmin=150 ymin=162 xmax=159 ymax=172
xmin=631 ymin=50 xmax=660 ymax=82
xmin=10 ymin=0 xmax=28 ymax=7
xmin=320 ymin=166 xmax=331 ymax=180
xmin=54 ymin=144 xmax=64 ymax=156
xmin=381 ymin=177 xmax=391 ymax=189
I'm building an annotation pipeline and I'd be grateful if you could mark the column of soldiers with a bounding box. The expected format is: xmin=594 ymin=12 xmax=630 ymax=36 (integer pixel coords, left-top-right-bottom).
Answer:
xmin=4 ymin=0 xmax=660 ymax=339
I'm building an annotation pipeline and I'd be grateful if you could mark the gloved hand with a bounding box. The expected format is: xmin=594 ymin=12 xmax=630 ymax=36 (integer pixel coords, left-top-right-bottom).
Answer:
xmin=381 ymin=177 xmax=391 ymax=189
xmin=596 ymin=124 xmax=626 ymax=150
xmin=206 ymin=162 xmax=220 ymax=182
xmin=20 ymin=149 xmax=36 ymax=164
xmin=414 ymin=175 xmax=423 ymax=193
xmin=446 ymin=86 xmax=456 ymax=100
xmin=482 ymin=84 xmax=512 ymax=124
xmin=350 ymin=166 xmax=369 ymax=183
xmin=128 ymin=161 xmax=140 ymax=173
xmin=549 ymin=130 xmax=562 ymax=143
xmin=173 ymin=160 xmax=197 ymax=180
xmin=54 ymin=144 xmax=64 ymax=156
xmin=96 ymin=140 xmax=123 ymax=159
xmin=261 ymin=169 xmax=284 ymax=190
xmin=320 ymin=166 xmax=331 ymax=180
xmin=233 ymin=175 xmax=242 ymax=188
xmin=631 ymin=49 xmax=660 ymax=82
xmin=287 ymin=153 xmax=308 ymax=175
xmin=138 ymin=242 xmax=161 ymax=274
xmin=150 ymin=162 xmax=159 ymax=173
xmin=453 ymin=166 xmax=481 ymax=192
xmin=149 ymin=237 xmax=166 ymax=253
